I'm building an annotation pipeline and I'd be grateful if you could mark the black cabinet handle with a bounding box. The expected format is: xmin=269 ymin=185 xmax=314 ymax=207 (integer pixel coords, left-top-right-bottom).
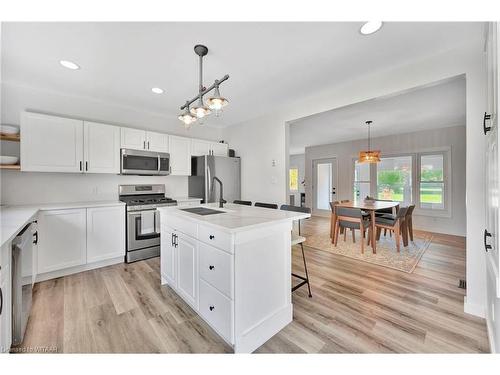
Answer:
xmin=147 ymin=141 xmax=150 ymax=149
xmin=484 ymin=229 xmax=492 ymax=252
xmin=0 ymin=286 xmax=3 ymax=316
xmin=484 ymin=112 xmax=492 ymax=135
xmin=171 ymin=233 xmax=174 ymax=247
xmin=209 ymin=265 xmax=215 ymax=270
xmin=80 ymin=161 xmax=82 ymax=171
xmin=209 ymin=235 xmax=215 ymax=240
xmin=33 ymin=231 xmax=38 ymax=244
xmin=209 ymin=305 xmax=215 ymax=311
xmin=174 ymin=234 xmax=178 ymax=247
xmin=86 ymin=161 xmax=88 ymax=171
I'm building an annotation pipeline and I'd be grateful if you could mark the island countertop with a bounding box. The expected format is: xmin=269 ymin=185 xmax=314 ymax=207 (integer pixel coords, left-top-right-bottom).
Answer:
xmin=158 ymin=203 xmax=310 ymax=233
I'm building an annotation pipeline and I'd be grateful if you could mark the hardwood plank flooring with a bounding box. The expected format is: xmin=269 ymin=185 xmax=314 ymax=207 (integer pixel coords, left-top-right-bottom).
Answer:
xmin=15 ymin=216 xmax=489 ymax=353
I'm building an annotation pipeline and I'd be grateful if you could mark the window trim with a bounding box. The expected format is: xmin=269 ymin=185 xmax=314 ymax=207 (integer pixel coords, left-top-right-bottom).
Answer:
xmin=353 ymin=158 xmax=372 ymax=200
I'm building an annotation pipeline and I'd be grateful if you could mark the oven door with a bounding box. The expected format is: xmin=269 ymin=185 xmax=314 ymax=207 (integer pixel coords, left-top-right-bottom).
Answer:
xmin=121 ymin=148 xmax=162 ymax=176
xmin=127 ymin=209 xmax=161 ymax=251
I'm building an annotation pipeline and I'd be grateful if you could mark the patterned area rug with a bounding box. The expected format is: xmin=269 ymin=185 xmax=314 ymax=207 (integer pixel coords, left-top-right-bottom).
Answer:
xmin=303 ymin=228 xmax=432 ymax=273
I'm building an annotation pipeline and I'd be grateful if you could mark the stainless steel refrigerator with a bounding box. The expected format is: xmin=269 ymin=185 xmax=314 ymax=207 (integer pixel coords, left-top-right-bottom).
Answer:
xmin=188 ymin=155 xmax=241 ymax=204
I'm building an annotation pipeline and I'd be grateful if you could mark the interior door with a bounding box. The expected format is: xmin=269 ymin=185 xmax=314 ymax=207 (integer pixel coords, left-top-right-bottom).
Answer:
xmin=312 ymin=158 xmax=337 ymax=216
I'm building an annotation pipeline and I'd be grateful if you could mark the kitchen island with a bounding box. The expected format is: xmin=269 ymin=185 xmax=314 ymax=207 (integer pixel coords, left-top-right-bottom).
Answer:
xmin=158 ymin=203 xmax=310 ymax=353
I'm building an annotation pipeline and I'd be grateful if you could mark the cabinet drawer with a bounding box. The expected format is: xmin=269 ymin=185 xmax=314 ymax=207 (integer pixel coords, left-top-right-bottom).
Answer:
xmin=163 ymin=214 xmax=197 ymax=238
xmin=199 ymin=279 xmax=233 ymax=343
xmin=198 ymin=224 xmax=233 ymax=253
xmin=199 ymin=242 xmax=233 ymax=298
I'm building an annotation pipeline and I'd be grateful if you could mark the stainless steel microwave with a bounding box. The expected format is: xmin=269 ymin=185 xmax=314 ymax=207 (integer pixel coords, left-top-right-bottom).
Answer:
xmin=120 ymin=148 xmax=171 ymax=176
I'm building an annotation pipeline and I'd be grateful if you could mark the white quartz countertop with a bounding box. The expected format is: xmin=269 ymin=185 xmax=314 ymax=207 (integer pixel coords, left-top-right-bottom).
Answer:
xmin=0 ymin=200 xmax=124 ymax=248
xmin=172 ymin=197 xmax=203 ymax=202
xmin=158 ymin=203 xmax=310 ymax=233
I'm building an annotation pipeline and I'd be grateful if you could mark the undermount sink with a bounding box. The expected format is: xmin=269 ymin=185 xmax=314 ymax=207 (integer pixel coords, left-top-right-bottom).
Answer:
xmin=180 ymin=207 xmax=226 ymax=216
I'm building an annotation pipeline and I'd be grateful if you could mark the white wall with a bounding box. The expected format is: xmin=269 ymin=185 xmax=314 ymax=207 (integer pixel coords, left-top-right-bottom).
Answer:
xmin=304 ymin=125 xmax=466 ymax=236
xmin=226 ymin=38 xmax=487 ymax=318
xmin=288 ymin=153 xmax=305 ymax=205
xmin=0 ymin=82 xmax=227 ymax=205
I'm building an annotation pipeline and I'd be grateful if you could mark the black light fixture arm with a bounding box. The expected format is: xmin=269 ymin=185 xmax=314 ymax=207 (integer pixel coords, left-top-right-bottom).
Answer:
xmin=180 ymin=74 xmax=230 ymax=110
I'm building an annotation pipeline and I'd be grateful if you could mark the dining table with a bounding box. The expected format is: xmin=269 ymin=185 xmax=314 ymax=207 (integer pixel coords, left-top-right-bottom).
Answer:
xmin=333 ymin=200 xmax=400 ymax=253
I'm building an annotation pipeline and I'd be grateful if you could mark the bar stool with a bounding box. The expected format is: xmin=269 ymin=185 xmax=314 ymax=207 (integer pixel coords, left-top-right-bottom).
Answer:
xmin=280 ymin=204 xmax=312 ymax=298
xmin=254 ymin=202 xmax=278 ymax=209
xmin=233 ymin=200 xmax=252 ymax=206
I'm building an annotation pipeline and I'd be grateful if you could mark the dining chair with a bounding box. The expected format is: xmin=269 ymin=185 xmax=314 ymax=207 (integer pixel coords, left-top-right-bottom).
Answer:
xmin=233 ymin=200 xmax=252 ymax=206
xmin=254 ymin=202 xmax=278 ymax=209
xmin=371 ymin=206 xmax=409 ymax=252
xmin=329 ymin=201 xmax=339 ymax=239
xmin=334 ymin=207 xmax=371 ymax=254
xmin=280 ymin=204 xmax=312 ymax=297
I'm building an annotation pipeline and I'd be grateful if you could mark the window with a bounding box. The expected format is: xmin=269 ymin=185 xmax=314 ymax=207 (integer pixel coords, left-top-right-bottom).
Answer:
xmin=289 ymin=168 xmax=299 ymax=191
xmin=353 ymin=161 xmax=371 ymax=200
xmin=419 ymin=153 xmax=445 ymax=210
xmin=376 ymin=156 xmax=413 ymax=205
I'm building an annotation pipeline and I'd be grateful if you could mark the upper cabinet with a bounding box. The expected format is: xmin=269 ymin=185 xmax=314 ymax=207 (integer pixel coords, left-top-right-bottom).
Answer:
xmin=120 ymin=128 xmax=169 ymax=153
xmin=21 ymin=112 xmax=84 ymax=173
xmin=84 ymin=121 xmax=120 ymax=174
xmin=211 ymin=142 xmax=229 ymax=156
xmin=191 ymin=139 xmax=228 ymax=157
xmin=169 ymin=136 xmax=192 ymax=176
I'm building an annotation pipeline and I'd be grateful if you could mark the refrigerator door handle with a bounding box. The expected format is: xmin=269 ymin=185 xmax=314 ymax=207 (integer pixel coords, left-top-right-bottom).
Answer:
xmin=207 ymin=164 xmax=212 ymax=202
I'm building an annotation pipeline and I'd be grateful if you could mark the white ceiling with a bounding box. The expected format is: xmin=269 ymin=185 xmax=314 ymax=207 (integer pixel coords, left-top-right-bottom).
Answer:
xmin=1 ymin=22 xmax=481 ymax=128
xmin=289 ymin=75 xmax=466 ymax=154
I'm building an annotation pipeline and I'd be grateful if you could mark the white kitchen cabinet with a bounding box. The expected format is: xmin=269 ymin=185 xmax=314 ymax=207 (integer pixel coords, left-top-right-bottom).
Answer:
xmin=191 ymin=139 xmax=211 ymax=156
xmin=176 ymin=232 xmax=198 ymax=309
xmin=86 ymin=206 xmax=125 ymax=263
xmin=0 ymin=244 xmax=12 ymax=353
xmin=169 ymin=135 xmax=192 ymax=175
xmin=146 ymin=131 xmax=169 ymax=153
xmin=120 ymin=127 xmax=147 ymax=150
xmin=37 ymin=209 xmax=87 ymax=274
xmin=21 ymin=112 xmax=84 ymax=173
xmin=210 ymin=142 xmax=229 ymax=156
xmin=84 ymin=121 xmax=121 ymax=174
xmin=160 ymin=227 xmax=177 ymax=288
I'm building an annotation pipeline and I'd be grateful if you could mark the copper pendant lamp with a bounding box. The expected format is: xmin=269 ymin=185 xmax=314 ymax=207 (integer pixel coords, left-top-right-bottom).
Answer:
xmin=358 ymin=120 xmax=381 ymax=163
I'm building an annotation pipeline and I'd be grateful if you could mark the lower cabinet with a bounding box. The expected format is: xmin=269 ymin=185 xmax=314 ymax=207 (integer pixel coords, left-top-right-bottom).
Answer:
xmin=38 ymin=205 xmax=125 ymax=278
xmin=38 ymin=209 xmax=87 ymax=274
xmin=0 ymin=243 xmax=12 ymax=353
xmin=176 ymin=233 xmax=198 ymax=309
xmin=160 ymin=228 xmax=177 ymax=288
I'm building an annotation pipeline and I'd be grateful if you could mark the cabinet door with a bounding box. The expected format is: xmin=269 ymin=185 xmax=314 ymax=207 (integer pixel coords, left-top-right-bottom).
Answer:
xmin=120 ymin=127 xmax=147 ymax=150
xmin=169 ymin=136 xmax=192 ymax=175
xmin=146 ymin=131 xmax=169 ymax=153
xmin=21 ymin=112 xmax=83 ymax=173
xmin=160 ymin=227 xmax=177 ymax=287
xmin=86 ymin=206 xmax=125 ymax=263
xmin=38 ymin=209 xmax=87 ymax=274
xmin=84 ymin=121 xmax=121 ymax=174
xmin=0 ymin=244 xmax=12 ymax=353
xmin=210 ymin=142 xmax=228 ymax=157
xmin=176 ymin=233 xmax=198 ymax=308
xmin=191 ymin=139 xmax=210 ymax=156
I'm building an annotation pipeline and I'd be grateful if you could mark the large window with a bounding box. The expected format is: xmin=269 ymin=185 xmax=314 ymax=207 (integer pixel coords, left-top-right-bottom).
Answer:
xmin=419 ymin=153 xmax=445 ymax=210
xmin=353 ymin=161 xmax=371 ymax=200
xmin=289 ymin=168 xmax=299 ymax=191
xmin=376 ymin=156 xmax=413 ymax=205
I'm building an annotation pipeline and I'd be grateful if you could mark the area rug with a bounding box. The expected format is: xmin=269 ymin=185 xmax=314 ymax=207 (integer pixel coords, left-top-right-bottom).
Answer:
xmin=303 ymin=229 xmax=432 ymax=273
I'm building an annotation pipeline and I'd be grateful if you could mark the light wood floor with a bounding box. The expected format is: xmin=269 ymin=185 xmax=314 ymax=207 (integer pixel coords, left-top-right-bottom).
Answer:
xmin=15 ymin=217 xmax=489 ymax=353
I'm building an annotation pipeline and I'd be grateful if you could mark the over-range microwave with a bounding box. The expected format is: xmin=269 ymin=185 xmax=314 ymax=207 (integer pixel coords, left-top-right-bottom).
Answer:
xmin=120 ymin=148 xmax=171 ymax=176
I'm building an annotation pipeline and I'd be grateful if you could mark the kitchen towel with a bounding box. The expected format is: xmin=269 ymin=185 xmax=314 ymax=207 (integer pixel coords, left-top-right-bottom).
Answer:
xmin=141 ymin=210 xmax=155 ymax=234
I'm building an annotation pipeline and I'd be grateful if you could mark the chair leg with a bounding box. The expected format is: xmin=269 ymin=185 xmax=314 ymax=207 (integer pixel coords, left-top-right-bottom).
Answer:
xmin=401 ymin=219 xmax=409 ymax=247
xmin=300 ymin=243 xmax=312 ymax=297
xmin=376 ymin=227 xmax=382 ymax=241
xmin=389 ymin=230 xmax=392 ymax=238
xmin=360 ymin=224 xmax=364 ymax=254
xmin=334 ymin=219 xmax=340 ymax=246
xmin=352 ymin=229 xmax=356 ymax=243
xmin=344 ymin=227 xmax=347 ymax=242
xmin=408 ymin=217 xmax=414 ymax=241
xmin=395 ymin=223 xmax=400 ymax=253
xmin=384 ymin=228 xmax=387 ymax=237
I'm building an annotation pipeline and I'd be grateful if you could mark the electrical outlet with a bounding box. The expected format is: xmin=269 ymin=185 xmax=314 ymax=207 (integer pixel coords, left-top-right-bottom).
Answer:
xmin=272 ymin=159 xmax=276 ymax=167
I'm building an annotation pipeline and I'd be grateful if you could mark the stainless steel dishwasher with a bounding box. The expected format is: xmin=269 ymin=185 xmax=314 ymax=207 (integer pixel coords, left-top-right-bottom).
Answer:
xmin=11 ymin=223 xmax=34 ymax=346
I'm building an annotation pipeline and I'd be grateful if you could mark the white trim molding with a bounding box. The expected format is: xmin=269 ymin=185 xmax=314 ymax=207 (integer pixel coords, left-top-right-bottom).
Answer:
xmin=463 ymin=296 xmax=486 ymax=318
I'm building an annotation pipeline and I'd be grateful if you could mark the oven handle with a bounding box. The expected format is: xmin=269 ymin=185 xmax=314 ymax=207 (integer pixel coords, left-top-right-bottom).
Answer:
xmin=154 ymin=210 xmax=160 ymax=233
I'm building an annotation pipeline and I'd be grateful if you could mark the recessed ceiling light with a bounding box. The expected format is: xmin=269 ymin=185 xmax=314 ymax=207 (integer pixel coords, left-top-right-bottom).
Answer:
xmin=360 ymin=21 xmax=383 ymax=35
xmin=59 ymin=60 xmax=80 ymax=70
xmin=151 ymin=87 xmax=164 ymax=94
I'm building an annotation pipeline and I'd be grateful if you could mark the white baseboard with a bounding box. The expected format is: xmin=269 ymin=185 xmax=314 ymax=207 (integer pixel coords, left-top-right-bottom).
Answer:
xmin=36 ymin=256 xmax=123 ymax=282
xmin=486 ymin=312 xmax=497 ymax=353
xmin=463 ymin=296 xmax=486 ymax=318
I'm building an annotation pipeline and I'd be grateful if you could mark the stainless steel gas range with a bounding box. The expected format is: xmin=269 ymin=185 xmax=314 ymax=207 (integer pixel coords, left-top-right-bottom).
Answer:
xmin=119 ymin=184 xmax=177 ymax=263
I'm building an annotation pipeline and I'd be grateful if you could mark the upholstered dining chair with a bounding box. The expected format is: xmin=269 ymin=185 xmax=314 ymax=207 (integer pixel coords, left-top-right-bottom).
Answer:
xmin=371 ymin=206 xmax=409 ymax=252
xmin=233 ymin=199 xmax=252 ymax=206
xmin=334 ymin=207 xmax=371 ymax=254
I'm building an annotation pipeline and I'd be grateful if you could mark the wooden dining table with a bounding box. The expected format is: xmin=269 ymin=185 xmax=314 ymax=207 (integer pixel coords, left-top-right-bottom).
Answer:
xmin=333 ymin=200 xmax=400 ymax=253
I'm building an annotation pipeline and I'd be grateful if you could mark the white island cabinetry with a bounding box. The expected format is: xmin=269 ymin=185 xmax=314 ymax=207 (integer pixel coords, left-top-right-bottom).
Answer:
xmin=159 ymin=203 xmax=309 ymax=353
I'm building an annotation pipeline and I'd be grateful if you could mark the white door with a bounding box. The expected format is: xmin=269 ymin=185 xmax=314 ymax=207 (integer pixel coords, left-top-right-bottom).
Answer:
xmin=160 ymin=227 xmax=177 ymax=287
xmin=312 ymin=158 xmax=337 ymax=216
xmin=210 ymin=142 xmax=229 ymax=156
xmin=169 ymin=136 xmax=192 ymax=175
xmin=191 ymin=139 xmax=210 ymax=156
xmin=37 ymin=209 xmax=87 ymax=274
xmin=86 ymin=206 xmax=125 ymax=263
xmin=146 ymin=131 xmax=169 ymax=153
xmin=120 ymin=128 xmax=147 ymax=150
xmin=0 ymin=244 xmax=12 ymax=352
xmin=84 ymin=121 xmax=121 ymax=174
xmin=176 ymin=233 xmax=198 ymax=308
xmin=20 ymin=112 xmax=84 ymax=173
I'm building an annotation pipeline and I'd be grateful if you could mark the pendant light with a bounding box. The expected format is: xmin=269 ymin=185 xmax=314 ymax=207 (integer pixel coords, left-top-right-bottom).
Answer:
xmin=358 ymin=120 xmax=381 ymax=163
xmin=178 ymin=44 xmax=230 ymax=127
